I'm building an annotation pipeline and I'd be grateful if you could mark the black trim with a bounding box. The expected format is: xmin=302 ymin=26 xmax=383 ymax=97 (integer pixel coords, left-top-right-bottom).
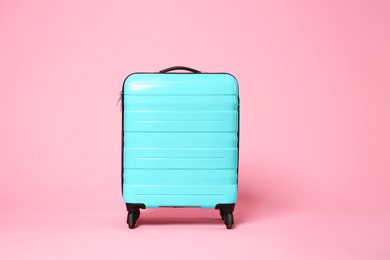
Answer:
xmin=215 ymin=203 xmax=235 ymax=213
xmin=121 ymin=91 xmax=124 ymax=194
xmin=126 ymin=203 xmax=146 ymax=212
xmin=237 ymin=96 xmax=240 ymax=185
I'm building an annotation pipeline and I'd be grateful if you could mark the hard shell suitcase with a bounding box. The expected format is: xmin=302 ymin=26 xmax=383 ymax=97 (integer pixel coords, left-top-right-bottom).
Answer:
xmin=121 ymin=66 xmax=239 ymax=229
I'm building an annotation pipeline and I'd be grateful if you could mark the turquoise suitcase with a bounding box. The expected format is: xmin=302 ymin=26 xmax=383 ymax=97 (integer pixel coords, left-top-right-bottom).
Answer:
xmin=121 ymin=66 xmax=239 ymax=229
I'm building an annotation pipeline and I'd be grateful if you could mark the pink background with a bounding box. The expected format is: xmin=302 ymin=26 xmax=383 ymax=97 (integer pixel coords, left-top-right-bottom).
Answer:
xmin=1 ymin=0 xmax=390 ymax=259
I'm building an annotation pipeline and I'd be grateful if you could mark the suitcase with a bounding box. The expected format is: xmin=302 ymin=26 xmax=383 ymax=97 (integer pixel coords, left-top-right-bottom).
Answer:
xmin=121 ymin=66 xmax=240 ymax=229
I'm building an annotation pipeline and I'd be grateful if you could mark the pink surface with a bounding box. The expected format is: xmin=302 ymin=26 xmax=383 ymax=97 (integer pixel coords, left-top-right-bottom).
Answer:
xmin=1 ymin=0 xmax=390 ymax=259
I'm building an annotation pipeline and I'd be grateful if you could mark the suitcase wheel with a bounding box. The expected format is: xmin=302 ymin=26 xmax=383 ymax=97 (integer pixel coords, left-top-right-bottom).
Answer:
xmin=225 ymin=213 xmax=234 ymax=229
xmin=221 ymin=211 xmax=234 ymax=229
xmin=127 ymin=209 xmax=140 ymax=229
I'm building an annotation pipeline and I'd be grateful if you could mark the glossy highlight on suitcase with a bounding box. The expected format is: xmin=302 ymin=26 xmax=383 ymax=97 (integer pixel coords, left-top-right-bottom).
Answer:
xmin=121 ymin=66 xmax=239 ymax=229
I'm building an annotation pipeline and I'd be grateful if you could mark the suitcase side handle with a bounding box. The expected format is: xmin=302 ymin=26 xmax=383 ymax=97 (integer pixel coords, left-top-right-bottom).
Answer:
xmin=159 ymin=66 xmax=201 ymax=73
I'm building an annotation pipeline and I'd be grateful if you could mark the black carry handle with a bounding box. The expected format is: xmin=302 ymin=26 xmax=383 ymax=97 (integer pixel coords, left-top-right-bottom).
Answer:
xmin=159 ymin=66 xmax=201 ymax=74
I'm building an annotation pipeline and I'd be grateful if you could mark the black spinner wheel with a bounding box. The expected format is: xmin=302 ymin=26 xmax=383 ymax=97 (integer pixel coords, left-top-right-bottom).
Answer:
xmin=127 ymin=212 xmax=136 ymax=229
xmin=224 ymin=213 xmax=234 ymax=229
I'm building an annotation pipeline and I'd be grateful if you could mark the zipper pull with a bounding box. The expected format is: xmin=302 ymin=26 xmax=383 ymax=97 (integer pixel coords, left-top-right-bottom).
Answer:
xmin=117 ymin=91 xmax=123 ymax=111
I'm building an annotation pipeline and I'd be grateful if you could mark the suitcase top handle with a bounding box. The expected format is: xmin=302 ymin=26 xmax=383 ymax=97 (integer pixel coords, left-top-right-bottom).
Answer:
xmin=159 ymin=66 xmax=201 ymax=74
